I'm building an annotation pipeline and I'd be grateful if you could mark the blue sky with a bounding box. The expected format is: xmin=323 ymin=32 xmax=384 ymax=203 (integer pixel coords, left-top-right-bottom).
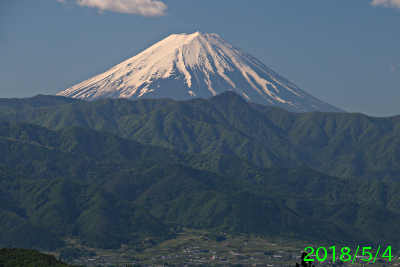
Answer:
xmin=1 ymin=0 xmax=399 ymax=116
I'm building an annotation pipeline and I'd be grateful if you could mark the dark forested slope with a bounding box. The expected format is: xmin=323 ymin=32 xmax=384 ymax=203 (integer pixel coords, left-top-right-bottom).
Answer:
xmin=0 ymin=119 xmax=400 ymax=249
xmin=1 ymin=93 xmax=400 ymax=182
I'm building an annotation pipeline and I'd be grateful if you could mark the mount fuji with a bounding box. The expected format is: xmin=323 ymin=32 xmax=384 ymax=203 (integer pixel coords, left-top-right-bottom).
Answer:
xmin=57 ymin=32 xmax=343 ymax=113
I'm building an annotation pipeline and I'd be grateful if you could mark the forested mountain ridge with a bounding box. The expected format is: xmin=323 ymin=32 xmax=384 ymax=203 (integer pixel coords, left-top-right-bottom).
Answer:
xmin=1 ymin=92 xmax=400 ymax=182
xmin=0 ymin=118 xmax=400 ymax=249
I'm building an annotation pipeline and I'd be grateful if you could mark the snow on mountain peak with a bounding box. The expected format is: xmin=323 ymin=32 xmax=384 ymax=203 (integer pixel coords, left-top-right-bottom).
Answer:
xmin=56 ymin=32 xmax=343 ymax=113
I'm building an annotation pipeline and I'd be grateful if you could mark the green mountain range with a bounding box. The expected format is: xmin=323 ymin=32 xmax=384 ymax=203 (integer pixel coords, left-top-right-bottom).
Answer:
xmin=0 ymin=93 xmax=399 ymax=250
xmin=1 ymin=92 xmax=400 ymax=182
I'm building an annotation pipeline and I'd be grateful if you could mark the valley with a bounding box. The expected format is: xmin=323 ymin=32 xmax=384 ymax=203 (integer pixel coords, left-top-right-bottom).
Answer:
xmin=60 ymin=229 xmax=398 ymax=266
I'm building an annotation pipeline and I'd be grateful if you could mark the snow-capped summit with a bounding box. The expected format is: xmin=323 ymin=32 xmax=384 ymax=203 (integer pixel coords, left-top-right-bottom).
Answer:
xmin=57 ymin=32 xmax=343 ymax=112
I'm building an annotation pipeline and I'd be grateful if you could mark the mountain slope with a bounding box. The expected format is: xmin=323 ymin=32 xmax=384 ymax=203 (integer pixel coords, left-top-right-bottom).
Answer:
xmin=3 ymin=93 xmax=400 ymax=182
xmin=1 ymin=118 xmax=400 ymax=248
xmin=56 ymin=32 xmax=342 ymax=113
xmin=0 ymin=163 xmax=169 ymax=250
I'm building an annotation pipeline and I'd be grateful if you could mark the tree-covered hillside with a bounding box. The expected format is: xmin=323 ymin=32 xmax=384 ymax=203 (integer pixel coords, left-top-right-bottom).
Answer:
xmin=0 ymin=248 xmax=70 ymax=266
xmin=2 ymin=92 xmax=400 ymax=182
xmin=0 ymin=118 xmax=399 ymax=249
